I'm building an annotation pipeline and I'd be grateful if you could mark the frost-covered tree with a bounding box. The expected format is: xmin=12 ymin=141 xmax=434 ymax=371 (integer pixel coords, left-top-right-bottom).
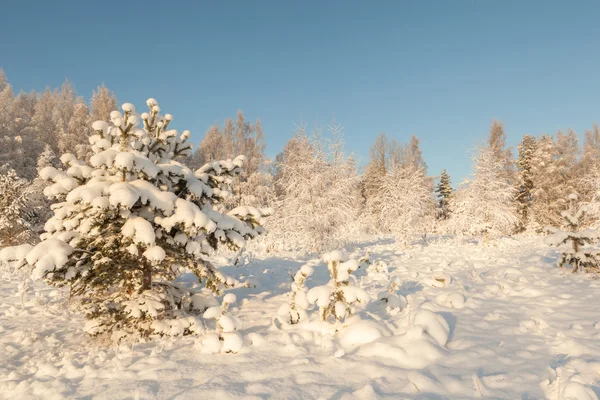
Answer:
xmin=435 ymin=169 xmax=453 ymax=220
xmin=0 ymin=169 xmax=33 ymax=246
xmin=452 ymin=145 xmax=518 ymax=240
xmin=361 ymin=133 xmax=392 ymax=232
xmin=32 ymin=88 xmax=60 ymax=153
xmin=380 ymin=162 xmax=434 ymax=245
xmin=59 ymin=100 xmax=91 ymax=157
xmin=268 ymin=122 xmax=360 ymax=252
xmin=529 ymin=132 xmax=581 ymax=231
xmin=0 ymin=72 xmax=38 ymax=179
xmin=307 ymin=250 xmax=369 ymax=324
xmin=90 ymin=84 xmax=117 ymax=122
xmin=21 ymin=145 xmax=60 ymax=233
xmin=5 ymin=99 xmax=271 ymax=340
xmin=530 ymin=134 xmax=561 ymax=230
xmin=516 ymin=135 xmax=537 ymax=231
xmin=546 ymin=194 xmax=600 ymax=273
xmin=488 ymin=120 xmax=515 ymax=184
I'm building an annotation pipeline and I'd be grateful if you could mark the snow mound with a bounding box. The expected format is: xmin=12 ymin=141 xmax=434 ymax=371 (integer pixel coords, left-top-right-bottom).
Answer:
xmin=413 ymin=309 xmax=451 ymax=347
xmin=436 ymin=292 xmax=466 ymax=309
xmin=339 ymin=320 xmax=383 ymax=350
xmin=563 ymin=381 xmax=598 ymax=400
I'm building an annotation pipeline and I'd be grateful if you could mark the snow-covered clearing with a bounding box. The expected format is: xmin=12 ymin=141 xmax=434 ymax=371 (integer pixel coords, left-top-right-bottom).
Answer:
xmin=1 ymin=236 xmax=600 ymax=399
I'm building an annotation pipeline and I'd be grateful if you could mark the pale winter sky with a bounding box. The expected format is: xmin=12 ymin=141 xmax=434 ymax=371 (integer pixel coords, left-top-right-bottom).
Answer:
xmin=1 ymin=0 xmax=600 ymax=182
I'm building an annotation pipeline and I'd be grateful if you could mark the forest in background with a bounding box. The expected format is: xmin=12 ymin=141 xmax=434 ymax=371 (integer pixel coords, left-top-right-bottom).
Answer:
xmin=2 ymin=70 xmax=600 ymax=253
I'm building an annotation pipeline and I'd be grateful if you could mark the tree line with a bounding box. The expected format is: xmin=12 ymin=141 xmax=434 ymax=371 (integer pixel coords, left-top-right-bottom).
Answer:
xmin=1 ymin=69 xmax=600 ymax=252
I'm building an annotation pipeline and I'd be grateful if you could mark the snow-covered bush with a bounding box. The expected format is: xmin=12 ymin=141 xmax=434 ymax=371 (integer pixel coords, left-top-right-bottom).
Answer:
xmin=545 ymin=194 xmax=600 ymax=273
xmin=2 ymin=99 xmax=271 ymax=340
xmin=377 ymin=276 xmax=407 ymax=315
xmin=277 ymin=262 xmax=316 ymax=324
xmin=198 ymin=293 xmax=244 ymax=353
xmin=307 ymin=250 xmax=370 ymax=324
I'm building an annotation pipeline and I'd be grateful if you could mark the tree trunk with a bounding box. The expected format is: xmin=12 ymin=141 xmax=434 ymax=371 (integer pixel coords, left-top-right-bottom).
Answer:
xmin=140 ymin=261 xmax=152 ymax=292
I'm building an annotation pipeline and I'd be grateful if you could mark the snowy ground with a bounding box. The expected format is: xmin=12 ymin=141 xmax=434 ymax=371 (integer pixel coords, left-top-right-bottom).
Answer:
xmin=1 ymin=236 xmax=600 ymax=399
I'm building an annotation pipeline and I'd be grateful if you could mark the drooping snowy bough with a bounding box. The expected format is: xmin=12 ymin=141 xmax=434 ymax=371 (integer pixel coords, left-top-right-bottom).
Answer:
xmin=545 ymin=194 xmax=600 ymax=273
xmin=2 ymin=99 xmax=271 ymax=340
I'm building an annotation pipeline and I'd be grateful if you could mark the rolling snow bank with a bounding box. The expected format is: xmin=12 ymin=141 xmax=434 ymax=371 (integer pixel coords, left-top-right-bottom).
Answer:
xmin=1 ymin=236 xmax=600 ymax=398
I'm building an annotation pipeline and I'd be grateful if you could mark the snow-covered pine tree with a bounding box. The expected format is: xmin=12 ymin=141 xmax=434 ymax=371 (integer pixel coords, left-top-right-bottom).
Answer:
xmin=6 ymin=99 xmax=271 ymax=340
xmin=435 ymin=169 xmax=453 ymax=220
xmin=452 ymin=145 xmax=518 ymax=241
xmin=0 ymin=168 xmax=34 ymax=246
xmin=516 ymin=135 xmax=536 ymax=232
xmin=545 ymin=194 xmax=600 ymax=273
xmin=307 ymin=250 xmax=369 ymax=324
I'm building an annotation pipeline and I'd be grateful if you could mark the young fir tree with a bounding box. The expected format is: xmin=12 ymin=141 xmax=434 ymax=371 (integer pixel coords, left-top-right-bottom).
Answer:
xmin=6 ymin=99 xmax=271 ymax=340
xmin=516 ymin=135 xmax=537 ymax=232
xmin=545 ymin=194 xmax=600 ymax=273
xmin=435 ymin=169 xmax=453 ymax=220
xmin=277 ymin=261 xmax=317 ymax=324
xmin=306 ymin=250 xmax=369 ymax=324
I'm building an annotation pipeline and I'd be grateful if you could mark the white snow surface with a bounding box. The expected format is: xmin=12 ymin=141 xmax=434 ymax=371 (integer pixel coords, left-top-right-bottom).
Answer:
xmin=2 ymin=236 xmax=600 ymax=399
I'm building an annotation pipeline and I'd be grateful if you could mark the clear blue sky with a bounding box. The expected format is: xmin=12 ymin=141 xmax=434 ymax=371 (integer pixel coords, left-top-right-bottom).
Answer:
xmin=1 ymin=0 xmax=600 ymax=182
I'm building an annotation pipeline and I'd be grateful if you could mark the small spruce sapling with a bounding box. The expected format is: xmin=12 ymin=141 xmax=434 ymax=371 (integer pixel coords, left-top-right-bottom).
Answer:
xmin=201 ymin=293 xmax=243 ymax=353
xmin=545 ymin=194 xmax=600 ymax=273
xmin=306 ymin=250 xmax=370 ymax=323
xmin=277 ymin=262 xmax=315 ymax=324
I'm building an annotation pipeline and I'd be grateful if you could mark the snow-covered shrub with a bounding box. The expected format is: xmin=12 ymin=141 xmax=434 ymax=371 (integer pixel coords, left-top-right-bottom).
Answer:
xmin=2 ymin=99 xmax=271 ymax=340
xmin=367 ymin=259 xmax=388 ymax=275
xmin=377 ymin=277 xmax=407 ymax=315
xmin=307 ymin=250 xmax=370 ymax=324
xmin=277 ymin=262 xmax=315 ymax=324
xmin=198 ymin=293 xmax=244 ymax=353
xmin=0 ymin=169 xmax=35 ymax=246
xmin=545 ymin=194 xmax=600 ymax=273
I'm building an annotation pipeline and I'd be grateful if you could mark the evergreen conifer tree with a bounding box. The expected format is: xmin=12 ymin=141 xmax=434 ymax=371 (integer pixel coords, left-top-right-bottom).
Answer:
xmin=435 ymin=169 xmax=453 ymax=220
xmin=516 ymin=135 xmax=537 ymax=231
xmin=6 ymin=99 xmax=271 ymax=340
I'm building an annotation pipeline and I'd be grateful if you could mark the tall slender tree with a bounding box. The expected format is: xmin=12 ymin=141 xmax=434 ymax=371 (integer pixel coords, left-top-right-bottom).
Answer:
xmin=435 ymin=169 xmax=453 ymax=220
xmin=516 ymin=135 xmax=537 ymax=231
